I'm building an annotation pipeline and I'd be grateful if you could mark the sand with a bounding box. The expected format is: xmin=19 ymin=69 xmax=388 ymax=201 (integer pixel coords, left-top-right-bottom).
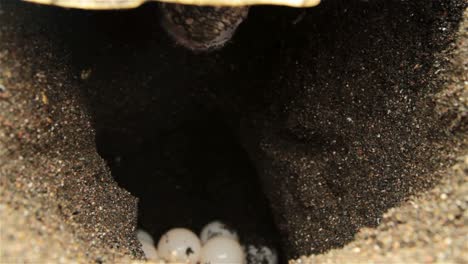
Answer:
xmin=0 ymin=0 xmax=466 ymax=263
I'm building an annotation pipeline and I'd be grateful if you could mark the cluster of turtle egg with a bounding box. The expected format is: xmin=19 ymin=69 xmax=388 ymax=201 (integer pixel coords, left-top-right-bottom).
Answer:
xmin=137 ymin=221 xmax=277 ymax=264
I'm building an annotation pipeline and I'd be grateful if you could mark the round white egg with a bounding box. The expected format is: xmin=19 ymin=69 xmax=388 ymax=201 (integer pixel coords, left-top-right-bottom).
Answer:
xmin=200 ymin=236 xmax=245 ymax=264
xmin=140 ymin=240 xmax=161 ymax=261
xmin=137 ymin=229 xmax=161 ymax=261
xmin=157 ymin=228 xmax=201 ymax=264
xmin=246 ymin=244 xmax=278 ymax=264
xmin=137 ymin=229 xmax=154 ymax=244
xmin=200 ymin=221 xmax=239 ymax=244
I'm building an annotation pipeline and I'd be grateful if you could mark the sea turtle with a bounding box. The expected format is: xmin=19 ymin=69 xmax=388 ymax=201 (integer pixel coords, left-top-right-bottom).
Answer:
xmin=24 ymin=0 xmax=320 ymax=51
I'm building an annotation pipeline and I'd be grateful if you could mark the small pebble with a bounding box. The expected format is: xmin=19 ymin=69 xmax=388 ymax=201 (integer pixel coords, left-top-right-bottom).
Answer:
xmin=80 ymin=69 xmax=92 ymax=80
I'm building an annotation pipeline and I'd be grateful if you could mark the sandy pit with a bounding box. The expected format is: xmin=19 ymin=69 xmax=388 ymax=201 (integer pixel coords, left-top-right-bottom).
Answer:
xmin=0 ymin=0 xmax=467 ymax=263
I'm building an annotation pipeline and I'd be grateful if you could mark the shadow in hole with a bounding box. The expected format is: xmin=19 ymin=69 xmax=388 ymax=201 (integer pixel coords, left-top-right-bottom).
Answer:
xmin=97 ymin=114 xmax=282 ymax=253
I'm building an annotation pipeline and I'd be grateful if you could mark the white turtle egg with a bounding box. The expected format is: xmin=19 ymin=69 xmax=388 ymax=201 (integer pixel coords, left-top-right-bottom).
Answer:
xmin=137 ymin=229 xmax=154 ymax=244
xmin=200 ymin=221 xmax=239 ymax=244
xmin=136 ymin=229 xmax=161 ymax=261
xmin=140 ymin=239 xmax=161 ymax=261
xmin=200 ymin=236 xmax=245 ymax=264
xmin=245 ymin=244 xmax=278 ymax=264
xmin=157 ymin=228 xmax=201 ymax=264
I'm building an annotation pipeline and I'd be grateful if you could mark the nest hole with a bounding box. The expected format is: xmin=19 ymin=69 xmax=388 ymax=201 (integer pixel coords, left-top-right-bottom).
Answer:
xmin=96 ymin=114 xmax=285 ymax=261
xmin=31 ymin=0 xmax=464 ymax=260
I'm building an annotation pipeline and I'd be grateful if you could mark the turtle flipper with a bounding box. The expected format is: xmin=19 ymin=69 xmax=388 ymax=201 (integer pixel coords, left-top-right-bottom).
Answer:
xmin=160 ymin=4 xmax=249 ymax=51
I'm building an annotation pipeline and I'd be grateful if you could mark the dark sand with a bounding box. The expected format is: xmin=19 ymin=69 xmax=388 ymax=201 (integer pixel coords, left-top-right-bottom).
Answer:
xmin=0 ymin=0 xmax=466 ymax=263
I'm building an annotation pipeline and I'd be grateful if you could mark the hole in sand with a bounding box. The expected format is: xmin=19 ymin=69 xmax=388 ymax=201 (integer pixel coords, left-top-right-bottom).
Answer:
xmin=36 ymin=0 xmax=464 ymax=261
xmin=96 ymin=114 xmax=284 ymax=262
